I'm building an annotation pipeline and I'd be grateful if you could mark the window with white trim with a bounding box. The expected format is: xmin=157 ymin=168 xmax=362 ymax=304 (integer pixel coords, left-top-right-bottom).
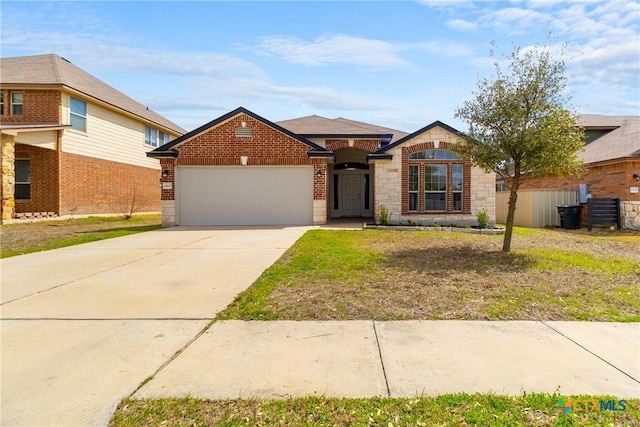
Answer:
xmin=404 ymin=148 xmax=468 ymax=214
xmin=11 ymin=91 xmax=23 ymax=115
xmin=15 ymin=159 xmax=30 ymax=200
xmin=408 ymin=165 xmax=419 ymax=211
xmin=70 ymin=97 xmax=87 ymax=132
xmin=424 ymin=164 xmax=446 ymax=211
xmin=145 ymin=126 xmax=170 ymax=147
xmin=452 ymin=164 xmax=463 ymax=211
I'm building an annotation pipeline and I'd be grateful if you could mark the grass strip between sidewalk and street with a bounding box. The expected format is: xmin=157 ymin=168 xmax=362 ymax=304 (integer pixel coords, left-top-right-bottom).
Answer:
xmin=109 ymin=393 xmax=639 ymax=426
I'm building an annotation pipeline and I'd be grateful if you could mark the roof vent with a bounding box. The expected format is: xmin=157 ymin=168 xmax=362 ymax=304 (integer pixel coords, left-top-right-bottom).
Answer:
xmin=235 ymin=127 xmax=252 ymax=137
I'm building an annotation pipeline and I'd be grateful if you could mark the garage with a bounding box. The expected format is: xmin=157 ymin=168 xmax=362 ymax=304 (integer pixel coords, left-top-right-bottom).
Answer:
xmin=176 ymin=166 xmax=314 ymax=226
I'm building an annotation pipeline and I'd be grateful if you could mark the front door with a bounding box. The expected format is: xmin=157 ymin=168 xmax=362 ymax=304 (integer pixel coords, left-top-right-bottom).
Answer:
xmin=342 ymin=174 xmax=361 ymax=216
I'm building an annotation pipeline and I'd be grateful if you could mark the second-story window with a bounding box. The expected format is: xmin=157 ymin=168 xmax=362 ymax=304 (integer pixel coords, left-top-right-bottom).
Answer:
xmin=145 ymin=126 xmax=170 ymax=147
xmin=70 ymin=97 xmax=87 ymax=132
xmin=0 ymin=91 xmax=4 ymax=115
xmin=11 ymin=91 xmax=23 ymax=115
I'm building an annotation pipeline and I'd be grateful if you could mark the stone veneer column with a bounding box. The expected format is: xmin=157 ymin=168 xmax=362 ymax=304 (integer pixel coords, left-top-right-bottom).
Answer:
xmin=1 ymin=134 xmax=16 ymax=221
xmin=622 ymin=201 xmax=640 ymax=231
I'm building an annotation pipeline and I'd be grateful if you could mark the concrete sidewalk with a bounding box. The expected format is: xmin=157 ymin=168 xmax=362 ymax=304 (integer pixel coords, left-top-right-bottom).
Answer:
xmin=136 ymin=320 xmax=640 ymax=400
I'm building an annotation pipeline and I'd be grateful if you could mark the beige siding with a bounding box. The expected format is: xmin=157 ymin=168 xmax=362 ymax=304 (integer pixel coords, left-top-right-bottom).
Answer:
xmin=496 ymin=190 xmax=578 ymax=227
xmin=61 ymin=93 xmax=171 ymax=169
xmin=14 ymin=130 xmax=56 ymax=150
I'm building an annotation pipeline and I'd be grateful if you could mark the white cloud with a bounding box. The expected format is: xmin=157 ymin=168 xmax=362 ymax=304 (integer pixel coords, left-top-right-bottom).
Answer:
xmin=479 ymin=7 xmax=549 ymax=34
xmin=2 ymin=30 xmax=263 ymax=79
xmin=258 ymin=34 xmax=410 ymax=68
xmin=446 ymin=19 xmax=478 ymax=32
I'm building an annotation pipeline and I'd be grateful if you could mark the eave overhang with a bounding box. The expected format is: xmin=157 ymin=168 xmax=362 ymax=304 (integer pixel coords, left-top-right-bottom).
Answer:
xmin=147 ymin=149 xmax=179 ymax=158
xmin=367 ymin=153 xmax=393 ymax=161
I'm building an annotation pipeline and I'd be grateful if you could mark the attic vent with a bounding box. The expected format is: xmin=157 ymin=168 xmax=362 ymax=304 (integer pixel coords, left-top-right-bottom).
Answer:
xmin=235 ymin=127 xmax=252 ymax=137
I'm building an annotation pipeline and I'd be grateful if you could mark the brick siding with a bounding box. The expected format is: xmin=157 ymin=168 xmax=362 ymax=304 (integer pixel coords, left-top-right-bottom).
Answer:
xmin=517 ymin=160 xmax=640 ymax=202
xmin=14 ymin=143 xmax=59 ymax=214
xmin=326 ymin=139 xmax=379 ymax=153
xmin=59 ymin=151 xmax=161 ymax=215
xmin=506 ymin=159 xmax=639 ymax=225
xmin=165 ymin=113 xmax=328 ymax=202
xmin=401 ymin=141 xmax=472 ymax=215
xmin=0 ymin=89 xmax=60 ymax=123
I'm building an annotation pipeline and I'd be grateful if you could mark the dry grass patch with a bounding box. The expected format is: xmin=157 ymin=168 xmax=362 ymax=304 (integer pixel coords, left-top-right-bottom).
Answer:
xmin=218 ymin=228 xmax=640 ymax=321
xmin=0 ymin=214 xmax=161 ymax=258
xmin=109 ymin=394 xmax=639 ymax=427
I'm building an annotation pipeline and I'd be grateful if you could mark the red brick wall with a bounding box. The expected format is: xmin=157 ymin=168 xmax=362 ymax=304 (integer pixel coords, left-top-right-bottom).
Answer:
xmin=59 ymin=152 xmax=161 ymax=214
xmin=401 ymin=141 xmax=472 ymax=214
xmin=165 ymin=113 xmax=328 ymax=202
xmin=326 ymin=139 xmax=379 ymax=152
xmin=0 ymin=89 xmax=60 ymax=123
xmin=14 ymin=143 xmax=60 ymax=214
xmin=517 ymin=160 xmax=640 ymax=201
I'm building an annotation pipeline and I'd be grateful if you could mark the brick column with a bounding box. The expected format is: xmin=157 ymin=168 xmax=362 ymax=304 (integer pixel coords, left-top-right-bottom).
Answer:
xmin=1 ymin=134 xmax=16 ymax=221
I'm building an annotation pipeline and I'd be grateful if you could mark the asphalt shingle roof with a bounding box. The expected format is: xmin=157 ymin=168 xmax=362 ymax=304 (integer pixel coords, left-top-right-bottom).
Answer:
xmin=0 ymin=54 xmax=185 ymax=134
xmin=579 ymin=114 xmax=639 ymax=164
xmin=277 ymin=115 xmax=408 ymax=143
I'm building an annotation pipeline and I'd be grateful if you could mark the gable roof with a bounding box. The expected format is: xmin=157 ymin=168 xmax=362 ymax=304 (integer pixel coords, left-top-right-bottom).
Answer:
xmin=148 ymin=107 xmax=333 ymax=158
xmin=277 ymin=115 xmax=406 ymax=143
xmin=373 ymin=120 xmax=463 ymax=153
xmin=0 ymin=54 xmax=185 ymax=134
xmin=579 ymin=114 xmax=639 ymax=164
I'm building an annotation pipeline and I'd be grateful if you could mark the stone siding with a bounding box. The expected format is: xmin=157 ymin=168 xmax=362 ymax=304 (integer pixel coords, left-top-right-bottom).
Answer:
xmin=1 ymin=134 xmax=15 ymax=221
xmin=373 ymin=126 xmax=495 ymax=226
xmin=622 ymin=200 xmax=640 ymax=231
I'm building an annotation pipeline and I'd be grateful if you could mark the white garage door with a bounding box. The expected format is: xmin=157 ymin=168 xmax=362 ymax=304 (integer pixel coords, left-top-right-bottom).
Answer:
xmin=177 ymin=166 xmax=314 ymax=225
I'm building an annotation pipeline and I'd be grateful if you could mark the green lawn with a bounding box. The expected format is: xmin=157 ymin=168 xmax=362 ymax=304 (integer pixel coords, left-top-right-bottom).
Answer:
xmin=218 ymin=228 xmax=640 ymax=322
xmin=0 ymin=214 xmax=161 ymax=258
xmin=110 ymin=393 xmax=639 ymax=427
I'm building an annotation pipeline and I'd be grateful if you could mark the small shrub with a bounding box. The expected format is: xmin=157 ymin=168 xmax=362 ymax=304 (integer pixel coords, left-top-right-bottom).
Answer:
xmin=378 ymin=205 xmax=390 ymax=225
xmin=477 ymin=209 xmax=489 ymax=229
xmin=432 ymin=221 xmax=441 ymax=228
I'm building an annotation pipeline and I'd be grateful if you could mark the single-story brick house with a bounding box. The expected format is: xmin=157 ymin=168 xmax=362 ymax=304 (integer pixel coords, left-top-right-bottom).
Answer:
xmin=0 ymin=54 xmax=185 ymax=221
xmin=497 ymin=114 xmax=640 ymax=230
xmin=148 ymin=107 xmax=496 ymax=227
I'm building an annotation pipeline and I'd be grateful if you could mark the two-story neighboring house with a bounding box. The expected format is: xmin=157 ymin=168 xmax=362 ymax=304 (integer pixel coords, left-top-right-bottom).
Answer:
xmin=0 ymin=54 xmax=185 ymax=221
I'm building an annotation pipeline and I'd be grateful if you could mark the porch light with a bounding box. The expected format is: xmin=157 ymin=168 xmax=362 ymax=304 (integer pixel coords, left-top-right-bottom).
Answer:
xmin=634 ymin=174 xmax=640 ymax=182
xmin=316 ymin=168 xmax=324 ymax=176
xmin=240 ymin=156 xmax=248 ymax=166
xmin=162 ymin=169 xmax=170 ymax=178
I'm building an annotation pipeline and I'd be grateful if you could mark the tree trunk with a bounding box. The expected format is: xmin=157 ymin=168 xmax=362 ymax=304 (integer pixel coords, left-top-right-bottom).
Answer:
xmin=502 ymin=180 xmax=520 ymax=252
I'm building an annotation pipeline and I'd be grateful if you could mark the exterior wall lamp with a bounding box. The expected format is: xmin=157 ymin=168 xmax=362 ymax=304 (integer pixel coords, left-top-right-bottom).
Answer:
xmin=316 ymin=168 xmax=324 ymax=176
xmin=633 ymin=173 xmax=640 ymax=182
xmin=162 ymin=169 xmax=170 ymax=178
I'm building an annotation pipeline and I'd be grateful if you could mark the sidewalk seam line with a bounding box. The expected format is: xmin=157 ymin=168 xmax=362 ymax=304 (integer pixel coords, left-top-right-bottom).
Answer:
xmin=541 ymin=321 xmax=640 ymax=384
xmin=129 ymin=320 xmax=214 ymax=397
xmin=372 ymin=320 xmax=391 ymax=397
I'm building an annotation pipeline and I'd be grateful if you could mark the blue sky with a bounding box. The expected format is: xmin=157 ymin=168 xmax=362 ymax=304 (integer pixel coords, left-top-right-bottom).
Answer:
xmin=2 ymin=1 xmax=639 ymax=133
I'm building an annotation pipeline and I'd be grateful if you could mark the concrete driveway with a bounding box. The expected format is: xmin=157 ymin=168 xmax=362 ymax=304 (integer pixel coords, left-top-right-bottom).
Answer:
xmin=0 ymin=226 xmax=309 ymax=427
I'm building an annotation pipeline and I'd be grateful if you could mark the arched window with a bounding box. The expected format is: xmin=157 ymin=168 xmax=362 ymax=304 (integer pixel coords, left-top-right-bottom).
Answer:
xmin=404 ymin=148 xmax=467 ymax=213
xmin=408 ymin=149 xmax=460 ymax=160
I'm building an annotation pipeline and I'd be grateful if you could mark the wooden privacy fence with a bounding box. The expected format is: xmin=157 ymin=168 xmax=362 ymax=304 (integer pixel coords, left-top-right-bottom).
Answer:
xmin=587 ymin=198 xmax=621 ymax=231
xmin=496 ymin=190 xmax=578 ymax=227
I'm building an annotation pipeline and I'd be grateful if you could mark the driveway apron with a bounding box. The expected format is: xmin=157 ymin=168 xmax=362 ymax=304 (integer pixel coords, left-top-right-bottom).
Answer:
xmin=0 ymin=226 xmax=309 ymax=427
